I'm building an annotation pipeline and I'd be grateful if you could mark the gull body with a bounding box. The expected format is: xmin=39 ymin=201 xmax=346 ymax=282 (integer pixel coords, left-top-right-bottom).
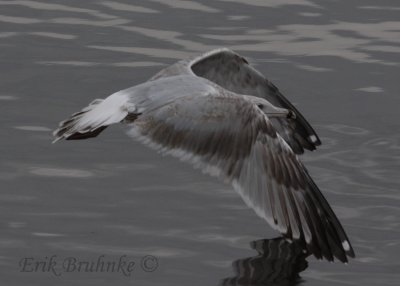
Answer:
xmin=53 ymin=48 xmax=355 ymax=262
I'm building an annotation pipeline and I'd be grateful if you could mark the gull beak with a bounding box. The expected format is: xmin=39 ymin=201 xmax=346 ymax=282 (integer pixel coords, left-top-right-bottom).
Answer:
xmin=267 ymin=108 xmax=296 ymax=119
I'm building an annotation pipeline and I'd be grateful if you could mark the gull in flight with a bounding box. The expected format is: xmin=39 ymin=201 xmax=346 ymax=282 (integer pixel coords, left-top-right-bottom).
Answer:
xmin=53 ymin=48 xmax=355 ymax=262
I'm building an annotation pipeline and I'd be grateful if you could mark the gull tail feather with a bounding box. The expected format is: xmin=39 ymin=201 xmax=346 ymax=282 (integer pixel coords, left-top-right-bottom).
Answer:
xmin=52 ymin=92 xmax=130 ymax=143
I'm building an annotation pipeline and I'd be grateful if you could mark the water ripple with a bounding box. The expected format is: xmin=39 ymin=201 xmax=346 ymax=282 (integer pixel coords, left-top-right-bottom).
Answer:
xmin=88 ymin=45 xmax=193 ymax=59
xmin=14 ymin=125 xmax=51 ymax=131
xmin=355 ymin=86 xmax=384 ymax=93
xmin=322 ymin=124 xmax=370 ymax=135
xmin=217 ymin=0 xmax=318 ymax=8
xmin=201 ymin=21 xmax=400 ymax=65
xmin=37 ymin=60 xmax=164 ymax=68
xmin=100 ymin=1 xmax=159 ymax=14
xmin=0 ymin=0 xmax=117 ymax=19
xmin=29 ymin=31 xmax=76 ymax=40
xmin=29 ymin=167 xmax=95 ymax=178
xmin=0 ymin=95 xmax=18 ymax=100
xmin=0 ymin=14 xmax=40 ymax=24
xmin=148 ymin=0 xmax=219 ymax=13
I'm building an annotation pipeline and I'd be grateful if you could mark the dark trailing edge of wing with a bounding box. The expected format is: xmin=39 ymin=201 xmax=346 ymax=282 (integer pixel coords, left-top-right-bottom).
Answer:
xmin=64 ymin=126 xmax=108 ymax=140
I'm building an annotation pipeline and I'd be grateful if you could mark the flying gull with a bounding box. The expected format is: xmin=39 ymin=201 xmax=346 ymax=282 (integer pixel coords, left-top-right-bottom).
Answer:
xmin=53 ymin=48 xmax=355 ymax=262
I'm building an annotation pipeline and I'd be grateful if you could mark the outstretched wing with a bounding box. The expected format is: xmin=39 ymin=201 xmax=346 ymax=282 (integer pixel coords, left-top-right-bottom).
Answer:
xmin=188 ymin=48 xmax=321 ymax=154
xmin=128 ymin=94 xmax=354 ymax=262
xmin=52 ymin=75 xmax=216 ymax=143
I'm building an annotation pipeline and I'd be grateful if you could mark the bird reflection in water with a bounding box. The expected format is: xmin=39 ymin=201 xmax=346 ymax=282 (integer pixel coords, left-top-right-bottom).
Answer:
xmin=220 ymin=237 xmax=309 ymax=286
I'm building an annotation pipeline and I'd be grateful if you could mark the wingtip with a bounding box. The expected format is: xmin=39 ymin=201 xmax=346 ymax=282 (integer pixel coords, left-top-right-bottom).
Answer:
xmin=308 ymin=134 xmax=322 ymax=146
xmin=52 ymin=134 xmax=62 ymax=144
xmin=52 ymin=127 xmax=63 ymax=143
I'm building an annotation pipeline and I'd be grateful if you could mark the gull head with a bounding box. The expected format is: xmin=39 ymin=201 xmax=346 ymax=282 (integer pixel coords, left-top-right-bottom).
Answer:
xmin=249 ymin=96 xmax=295 ymax=119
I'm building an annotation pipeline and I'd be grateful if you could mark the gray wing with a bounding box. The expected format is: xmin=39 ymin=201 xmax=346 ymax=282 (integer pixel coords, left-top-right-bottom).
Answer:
xmin=52 ymin=75 xmax=214 ymax=142
xmin=128 ymin=94 xmax=354 ymax=262
xmin=187 ymin=49 xmax=321 ymax=154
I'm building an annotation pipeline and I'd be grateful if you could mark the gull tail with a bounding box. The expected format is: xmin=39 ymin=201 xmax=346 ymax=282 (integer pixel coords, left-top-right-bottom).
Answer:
xmin=52 ymin=92 xmax=130 ymax=143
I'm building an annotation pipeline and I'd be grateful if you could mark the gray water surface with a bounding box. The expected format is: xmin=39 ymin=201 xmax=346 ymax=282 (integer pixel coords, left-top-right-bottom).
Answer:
xmin=1 ymin=0 xmax=399 ymax=285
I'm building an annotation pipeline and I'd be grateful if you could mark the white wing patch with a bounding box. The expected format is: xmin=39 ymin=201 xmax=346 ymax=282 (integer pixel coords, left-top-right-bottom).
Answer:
xmin=342 ymin=240 xmax=351 ymax=251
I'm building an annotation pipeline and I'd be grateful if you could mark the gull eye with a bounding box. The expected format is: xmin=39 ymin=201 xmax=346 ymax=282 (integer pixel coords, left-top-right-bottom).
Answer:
xmin=257 ymin=104 xmax=264 ymax=109
xmin=287 ymin=110 xmax=296 ymax=119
